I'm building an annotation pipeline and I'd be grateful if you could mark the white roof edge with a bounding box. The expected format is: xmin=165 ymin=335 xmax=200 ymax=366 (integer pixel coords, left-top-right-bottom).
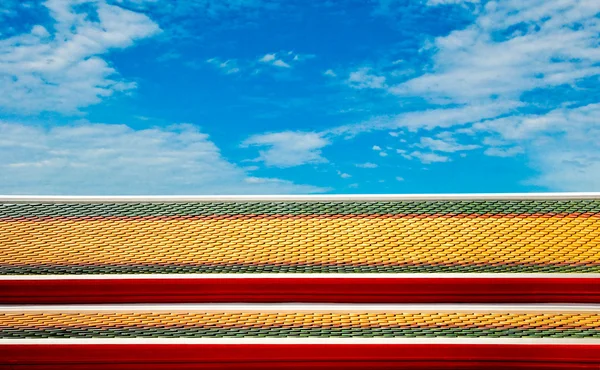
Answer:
xmin=1 ymin=192 xmax=600 ymax=203
xmin=2 ymin=273 xmax=599 ymax=280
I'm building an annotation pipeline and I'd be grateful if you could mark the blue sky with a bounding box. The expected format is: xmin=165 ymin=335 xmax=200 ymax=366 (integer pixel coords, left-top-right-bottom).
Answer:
xmin=1 ymin=0 xmax=599 ymax=194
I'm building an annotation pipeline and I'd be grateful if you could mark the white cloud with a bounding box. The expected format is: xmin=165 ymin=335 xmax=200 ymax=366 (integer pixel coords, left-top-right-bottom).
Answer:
xmin=204 ymin=50 xmax=312 ymax=77
xmin=416 ymin=136 xmax=479 ymax=152
xmin=379 ymin=151 xmax=388 ymax=157
xmin=331 ymin=0 xmax=600 ymax=190
xmin=473 ymin=103 xmax=600 ymax=142
xmin=272 ymin=59 xmax=291 ymax=68
xmin=218 ymin=1 xmax=600 ymax=193
xmin=426 ymin=0 xmax=480 ymax=5
xmin=203 ymin=50 xmax=314 ymax=76
xmin=206 ymin=58 xmax=241 ymax=74
xmin=484 ymin=146 xmax=524 ymax=157
xmin=337 ymin=170 xmax=351 ymax=178
xmin=376 ymin=0 xmax=479 ymax=9
xmin=329 ymin=101 xmax=520 ymax=137
xmin=111 ymin=0 xmax=279 ymax=38
xmin=243 ymin=176 xmax=321 ymax=191
xmin=395 ymin=176 xmax=404 ymax=181
xmin=528 ymin=149 xmax=600 ymax=191
xmin=259 ymin=53 xmax=277 ymax=63
xmin=0 ymin=121 xmax=327 ymax=194
xmin=257 ymin=51 xmax=306 ymax=69
xmin=242 ymin=131 xmax=330 ymax=168
xmin=473 ymin=103 xmax=600 ymax=189
xmin=347 ymin=67 xmax=387 ymax=89
xmin=404 ymin=151 xmax=451 ymax=164
xmin=356 ymin=162 xmax=378 ymax=168
xmin=324 ymin=69 xmax=337 ymax=77
xmin=290 ymin=52 xmax=315 ymax=62
xmin=391 ymin=1 xmax=600 ymax=105
xmin=372 ymin=145 xmax=382 ymax=151
xmin=0 ymin=0 xmax=161 ymax=114
xmin=395 ymin=102 xmax=522 ymax=131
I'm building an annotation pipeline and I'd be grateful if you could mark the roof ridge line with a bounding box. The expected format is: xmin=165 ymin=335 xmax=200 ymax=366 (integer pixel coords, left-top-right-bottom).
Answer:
xmin=1 ymin=192 xmax=600 ymax=203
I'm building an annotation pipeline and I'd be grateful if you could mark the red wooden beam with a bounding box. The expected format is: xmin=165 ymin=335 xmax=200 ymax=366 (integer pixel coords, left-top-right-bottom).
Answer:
xmin=2 ymin=277 xmax=598 ymax=304
xmin=2 ymin=344 xmax=599 ymax=369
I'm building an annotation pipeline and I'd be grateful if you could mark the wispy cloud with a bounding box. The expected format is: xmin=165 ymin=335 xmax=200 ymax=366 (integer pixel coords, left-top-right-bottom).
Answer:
xmin=391 ymin=1 xmax=600 ymax=105
xmin=347 ymin=67 xmax=387 ymax=89
xmin=292 ymin=0 xmax=600 ymax=190
xmin=403 ymin=151 xmax=451 ymax=164
xmin=111 ymin=0 xmax=281 ymax=39
xmin=415 ymin=136 xmax=479 ymax=153
xmin=323 ymin=69 xmax=337 ymax=77
xmin=0 ymin=121 xmax=327 ymax=194
xmin=356 ymin=162 xmax=378 ymax=168
xmin=0 ymin=0 xmax=161 ymax=114
xmin=204 ymin=50 xmax=312 ymax=77
xmin=271 ymin=59 xmax=291 ymax=68
xmin=484 ymin=146 xmax=524 ymax=158
xmin=328 ymin=101 xmax=519 ymax=136
xmin=258 ymin=51 xmax=308 ymax=68
xmin=206 ymin=57 xmax=241 ymax=74
xmin=6 ymin=0 xmax=597 ymax=194
xmin=259 ymin=53 xmax=276 ymax=63
xmin=425 ymin=0 xmax=480 ymax=6
xmin=241 ymin=131 xmax=330 ymax=167
xmin=337 ymin=170 xmax=351 ymax=178
xmin=474 ymin=103 xmax=600 ymax=190
xmin=0 ymin=1 xmax=44 ymax=38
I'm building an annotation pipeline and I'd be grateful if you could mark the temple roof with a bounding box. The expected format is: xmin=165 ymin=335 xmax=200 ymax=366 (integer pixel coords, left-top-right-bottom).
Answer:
xmin=2 ymin=194 xmax=599 ymax=367
xmin=2 ymin=194 xmax=599 ymax=275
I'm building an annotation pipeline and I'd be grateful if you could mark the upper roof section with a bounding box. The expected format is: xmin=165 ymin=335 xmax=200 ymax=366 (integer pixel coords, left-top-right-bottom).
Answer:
xmin=1 ymin=193 xmax=599 ymax=275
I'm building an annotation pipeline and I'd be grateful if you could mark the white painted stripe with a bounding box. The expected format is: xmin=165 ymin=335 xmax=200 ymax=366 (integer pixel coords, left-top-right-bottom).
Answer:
xmin=2 ymin=273 xmax=599 ymax=280
xmin=1 ymin=303 xmax=598 ymax=313
xmin=1 ymin=192 xmax=599 ymax=203
xmin=1 ymin=338 xmax=599 ymax=345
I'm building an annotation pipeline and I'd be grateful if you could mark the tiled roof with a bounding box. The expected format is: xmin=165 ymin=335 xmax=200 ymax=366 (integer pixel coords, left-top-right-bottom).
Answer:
xmin=2 ymin=309 xmax=599 ymax=339
xmin=2 ymin=195 xmax=599 ymax=368
xmin=2 ymin=198 xmax=599 ymax=274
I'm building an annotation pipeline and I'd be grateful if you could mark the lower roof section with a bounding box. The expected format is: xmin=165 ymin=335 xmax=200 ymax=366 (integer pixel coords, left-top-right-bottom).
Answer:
xmin=3 ymin=303 xmax=598 ymax=368
xmin=2 ymin=304 xmax=598 ymax=340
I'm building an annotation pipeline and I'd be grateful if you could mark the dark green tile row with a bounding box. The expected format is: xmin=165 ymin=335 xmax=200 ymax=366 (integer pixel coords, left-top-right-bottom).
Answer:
xmin=2 ymin=200 xmax=600 ymax=218
xmin=2 ymin=326 xmax=598 ymax=339
xmin=2 ymin=263 xmax=598 ymax=275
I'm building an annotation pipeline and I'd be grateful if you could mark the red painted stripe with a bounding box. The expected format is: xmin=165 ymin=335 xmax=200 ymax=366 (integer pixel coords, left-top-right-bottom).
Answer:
xmin=1 ymin=344 xmax=599 ymax=369
xmin=2 ymin=277 xmax=598 ymax=303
